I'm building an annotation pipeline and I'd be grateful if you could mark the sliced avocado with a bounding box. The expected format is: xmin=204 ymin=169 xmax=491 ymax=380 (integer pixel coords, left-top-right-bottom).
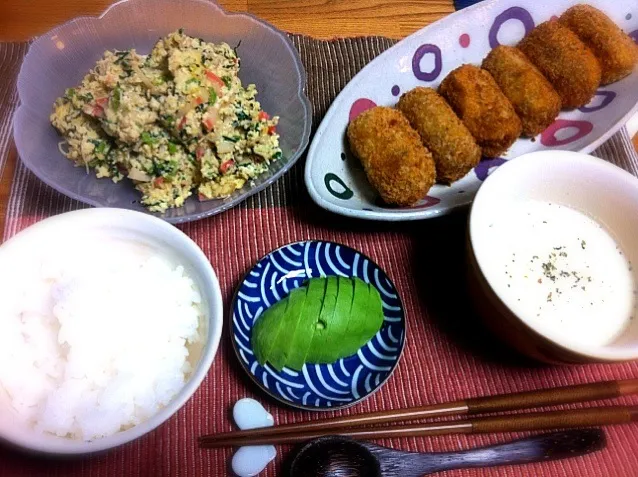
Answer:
xmin=340 ymin=278 xmax=374 ymax=357
xmin=285 ymin=278 xmax=327 ymax=371
xmin=252 ymin=297 xmax=289 ymax=366
xmin=307 ymin=276 xmax=355 ymax=363
xmin=253 ymin=277 xmax=386 ymax=370
xmin=367 ymin=284 xmax=385 ymax=333
xmin=268 ymin=287 xmax=307 ymax=371
xmin=305 ymin=276 xmax=339 ymax=363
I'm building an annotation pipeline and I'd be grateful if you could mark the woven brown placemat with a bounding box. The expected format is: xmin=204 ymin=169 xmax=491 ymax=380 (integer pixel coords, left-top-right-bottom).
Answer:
xmin=1 ymin=35 xmax=638 ymax=477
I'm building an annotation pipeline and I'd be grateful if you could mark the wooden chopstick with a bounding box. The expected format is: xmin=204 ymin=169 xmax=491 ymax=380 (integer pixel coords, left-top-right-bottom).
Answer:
xmin=199 ymin=378 xmax=638 ymax=446
xmin=200 ymin=405 xmax=638 ymax=448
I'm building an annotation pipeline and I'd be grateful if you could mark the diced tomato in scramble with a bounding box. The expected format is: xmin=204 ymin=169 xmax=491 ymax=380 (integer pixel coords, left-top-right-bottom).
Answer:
xmin=83 ymin=104 xmax=104 ymax=118
xmin=95 ymin=97 xmax=109 ymax=107
xmin=177 ymin=116 xmax=187 ymax=130
xmin=257 ymin=111 xmax=270 ymax=121
xmin=267 ymin=125 xmax=276 ymax=135
xmin=220 ymin=160 xmax=234 ymax=175
xmin=153 ymin=177 xmax=165 ymax=186
xmin=205 ymin=70 xmax=225 ymax=88
xmin=203 ymin=117 xmax=216 ymax=131
xmin=195 ymin=146 xmax=205 ymax=160
xmin=202 ymin=107 xmax=218 ymax=131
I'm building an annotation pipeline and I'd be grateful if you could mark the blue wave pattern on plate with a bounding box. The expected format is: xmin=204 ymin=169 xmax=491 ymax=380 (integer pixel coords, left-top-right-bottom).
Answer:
xmin=232 ymin=241 xmax=406 ymax=410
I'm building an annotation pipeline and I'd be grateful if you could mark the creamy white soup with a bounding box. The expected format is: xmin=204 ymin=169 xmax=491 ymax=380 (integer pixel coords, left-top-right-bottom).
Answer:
xmin=480 ymin=200 xmax=636 ymax=348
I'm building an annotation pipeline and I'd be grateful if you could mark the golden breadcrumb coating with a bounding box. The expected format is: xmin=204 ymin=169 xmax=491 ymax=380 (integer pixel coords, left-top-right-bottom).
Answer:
xmin=518 ymin=20 xmax=601 ymax=108
xmin=398 ymin=87 xmax=481 ymax=183
xmin=439 ymin=64 xmax=522 ymax=158
xmin=560 ymin=5 xmax=638 ymax=85
xmin=482 ymin=45 xmax=561 ymax=137
xmin=347 ymin=106 xmax=436 ymax=206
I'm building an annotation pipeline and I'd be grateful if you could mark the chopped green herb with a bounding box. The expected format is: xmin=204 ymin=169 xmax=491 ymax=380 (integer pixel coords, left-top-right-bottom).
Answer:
xmin=152 ymin=160 xmax=176 ymax=176
xmin=141 ymin=132 xmax=157 ymax=145
xmin=209 ymin=88 xmax=217 ymax=105
xmin=162 ymin=114 xmax=175 ymax=126
xmin=185 ymin=78 xmax=200 ymax=87
xmin=222 ymin=135 xmax=241 ymax=143
xmin=236 ymin=110 xmax=250 ymax=121
xmin=64 ymin=88 xmax=76 ymax=99
xmin=120 ymin=60 xmax=132 ymax=72
xmin=221 ymin=75 xmax=232 ymax=88
xmin=271 ymin=151 xmax=282 ymax=160
xmin=168 ymin=142 xmax=178 ymax=154
xmin=79 ymin=92 xmax=94 ymax=102
xmin=112 ymin=86 xmax=122 ymax=111
xmin=152 ymin=76 xmax=165 ymax=86
xmin=114 ymin=51 xmax=129 ymax=64
xmin=89 ymin=139 xmax=107 ymax=154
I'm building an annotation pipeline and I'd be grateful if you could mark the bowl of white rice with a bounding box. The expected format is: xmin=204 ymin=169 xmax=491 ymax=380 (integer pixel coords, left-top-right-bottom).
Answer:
xmin=0 ymin=208 xmax=222 ymax=454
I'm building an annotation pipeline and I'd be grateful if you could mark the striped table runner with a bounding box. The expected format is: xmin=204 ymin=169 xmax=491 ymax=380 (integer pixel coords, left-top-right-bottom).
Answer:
xmin=1 ymin=34 xmax=638 ymax=477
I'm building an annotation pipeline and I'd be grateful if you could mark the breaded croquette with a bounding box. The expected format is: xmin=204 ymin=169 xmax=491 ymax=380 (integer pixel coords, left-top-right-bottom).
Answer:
xmin=347 ymin=107 xmax=436 ymax=206
xmin=438 ymin=65 xmax=522 ymax=158
xmin=397 ymin=87 xmax=481 ymax=183
xmin=559 ymin=5 xmax=638 ymax=85
xmin=519 ymin=20 xmax=601 ymax=108
xmin=482 ymin=46 xmax=561 ymax=137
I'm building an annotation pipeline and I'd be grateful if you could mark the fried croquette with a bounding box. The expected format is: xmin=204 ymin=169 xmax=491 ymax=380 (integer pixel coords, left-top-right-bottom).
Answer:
xmin=482 ymin=46 xmax=561 ymax=137
xmin=518 ymin=20 xmax=601 ymax=108
xmin=347 ymin=107 xmax=436 ymax=206
xmin=397 ymin=87 xmax=481 ymax=184
xmin=438 ymin=65 xmax=522 ymax=158
xmin=559 ymin=5 xmax=638 ymax=85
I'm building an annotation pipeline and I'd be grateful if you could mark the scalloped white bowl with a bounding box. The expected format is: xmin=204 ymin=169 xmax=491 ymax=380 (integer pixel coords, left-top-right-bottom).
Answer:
xmin=13 ymin=0 xmax=311 ymax=223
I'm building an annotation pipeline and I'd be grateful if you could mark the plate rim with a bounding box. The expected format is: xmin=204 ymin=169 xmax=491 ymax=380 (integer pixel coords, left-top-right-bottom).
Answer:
xmin=303 ymin=0 xmax=638 ymax=222
xmin=229 ymin=239 xmax=407 ymax=411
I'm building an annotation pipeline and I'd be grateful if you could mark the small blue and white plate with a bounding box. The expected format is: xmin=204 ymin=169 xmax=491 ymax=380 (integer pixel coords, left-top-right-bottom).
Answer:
xmin=231 ymin=240 xmax=406 ymax=411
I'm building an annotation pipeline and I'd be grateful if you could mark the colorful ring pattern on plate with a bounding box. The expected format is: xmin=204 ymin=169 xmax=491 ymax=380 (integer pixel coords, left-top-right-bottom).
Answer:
xmin=579 ymin=90 xmax=617 ymax=113
xmin=474 ymin=157 xmax=508 ymax=181
xmin=541 ymin=119 xmax=594 ymax=147
xmin=412 ymin=44 xmax=443 ymax=82
xmin=324 ymin=173 xmax=354 ymax=200
xmin=231 ymin=241 xmax=406 ymax=410
xmin=488 ymin=7 xmax=535 ymax=48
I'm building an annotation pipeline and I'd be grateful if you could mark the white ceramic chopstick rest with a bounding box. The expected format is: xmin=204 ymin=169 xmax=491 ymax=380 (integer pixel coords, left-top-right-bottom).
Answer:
xmin=231 ymin=398 xmax=277 ymax=477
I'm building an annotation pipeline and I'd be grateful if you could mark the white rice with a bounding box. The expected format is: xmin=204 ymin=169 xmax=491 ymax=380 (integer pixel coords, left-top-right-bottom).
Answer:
xmin=0 ymin=239 xmax=202 ymax=441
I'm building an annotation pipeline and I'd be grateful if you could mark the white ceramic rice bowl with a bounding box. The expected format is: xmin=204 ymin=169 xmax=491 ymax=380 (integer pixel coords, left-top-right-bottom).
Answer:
xmin=0 ymin=208 xmax=223 ymax=454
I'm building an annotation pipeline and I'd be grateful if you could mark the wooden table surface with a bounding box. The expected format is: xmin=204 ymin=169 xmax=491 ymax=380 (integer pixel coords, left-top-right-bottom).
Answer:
xmin=0 ymin=0 xmax=637 ymax=235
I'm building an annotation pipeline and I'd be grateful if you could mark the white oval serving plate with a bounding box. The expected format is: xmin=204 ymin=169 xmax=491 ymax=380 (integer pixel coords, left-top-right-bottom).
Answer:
xmin=304 ymin=0 xmax=638 ymax=221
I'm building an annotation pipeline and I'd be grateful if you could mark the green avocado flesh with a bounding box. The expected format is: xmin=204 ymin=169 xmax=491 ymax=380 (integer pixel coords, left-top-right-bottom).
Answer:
xmin=252 ymin=298 xmax=288 ymax=365
xmin=268 ymin=287 xmax=307 ymax=371
xmin=341 ymin=278 xmax=375 ymax=358
xmin=251 ymin=276 xmax=385 ymax=370
xmin=286 ymin=278 xmax=327 ymax=370
xmin=308 ymin=276 xmax=354 ymax=363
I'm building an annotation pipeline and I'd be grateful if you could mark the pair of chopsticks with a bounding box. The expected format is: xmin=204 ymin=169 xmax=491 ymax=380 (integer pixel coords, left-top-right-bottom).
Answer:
xmin=199 ymin=378 xmax=638 ymax=448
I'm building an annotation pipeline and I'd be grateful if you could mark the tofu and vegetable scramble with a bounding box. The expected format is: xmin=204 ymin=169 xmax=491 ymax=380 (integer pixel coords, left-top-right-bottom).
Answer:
xmin=50 ymin=30 xmax=282 ymax=212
